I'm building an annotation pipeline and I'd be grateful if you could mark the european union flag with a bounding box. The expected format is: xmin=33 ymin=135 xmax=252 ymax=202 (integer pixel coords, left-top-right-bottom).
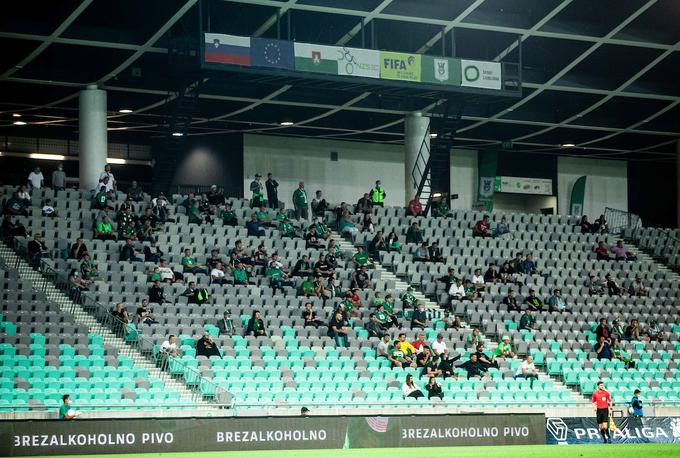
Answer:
xmin=251 ymin=38 xmax=295 ymax=70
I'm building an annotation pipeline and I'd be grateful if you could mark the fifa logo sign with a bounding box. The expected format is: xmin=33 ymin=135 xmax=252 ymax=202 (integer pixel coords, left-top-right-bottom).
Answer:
xmin=383 ymin=55 xmax=416 ymax=70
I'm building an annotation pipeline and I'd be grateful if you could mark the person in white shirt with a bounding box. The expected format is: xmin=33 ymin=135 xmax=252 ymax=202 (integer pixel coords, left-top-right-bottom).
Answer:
xmin=402 ymin=374 xmax=424 ymax=399
xmin=471 ymin=268 xmax=486 ymax=294
xmin=431 ymin=334 xmax=448 ymax=356
xmin=376 ymin=334 xmax=392 ymax=357
xmin=158 ymin=265 xmax=175 ymax=282
xmin=17 ymin=186 xmax=31 ymax=203
xmin=448 ymin=277 xmax=466 ymax=301
xmin=514 ymin=355 xmax=538 ymax=388
xmin=161 ymin=335 xmax=179 ymax=357
xmin=210 ymin=262 xmax=227 ymax=285
xmin=98 ymin=164 xmax=116 ymax=192
xmin=28 ymin=167 xmax=44 ymax=189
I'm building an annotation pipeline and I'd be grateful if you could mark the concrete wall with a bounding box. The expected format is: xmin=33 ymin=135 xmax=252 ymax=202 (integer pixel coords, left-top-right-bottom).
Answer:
xmin=450 ymin=148 xmax=478 ymax=210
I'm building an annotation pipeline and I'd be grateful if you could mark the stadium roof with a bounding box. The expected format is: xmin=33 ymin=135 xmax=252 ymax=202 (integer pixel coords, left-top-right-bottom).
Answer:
xmin=0 ymin=0 xmax=679 ymax=161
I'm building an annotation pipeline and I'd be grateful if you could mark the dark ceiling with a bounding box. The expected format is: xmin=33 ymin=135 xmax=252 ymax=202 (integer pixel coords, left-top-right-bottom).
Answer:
xmin=0 ymin=0 xmax=679 ymax=161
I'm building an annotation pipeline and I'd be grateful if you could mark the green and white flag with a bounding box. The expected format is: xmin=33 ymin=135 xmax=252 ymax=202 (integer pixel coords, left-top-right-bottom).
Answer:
xmin=421 ymin=55 xmax=461 ymax=86
xmin=569 ymin=176 xmax=587 ymax=216
xmin=294 ymin=42 xmax=339 ymax=74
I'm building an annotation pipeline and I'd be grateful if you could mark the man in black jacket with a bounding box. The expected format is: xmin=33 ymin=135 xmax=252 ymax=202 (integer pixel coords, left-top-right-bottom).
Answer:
xmin=120 ymin=239 xmax=141 ymax=262
xmin=365 ymin=313 xmax=387 ymax=338
xmin=148 ymin=280 xmax=167 ymax=304
xmin=216 ymin=310 xmax=234 ymax=336
xmin=265 ymin=173 xmax=279 ymax=209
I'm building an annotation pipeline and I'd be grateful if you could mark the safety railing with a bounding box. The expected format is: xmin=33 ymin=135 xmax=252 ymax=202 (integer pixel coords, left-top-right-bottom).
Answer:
xmin=604 ymin=207 xmax=642 ymax=236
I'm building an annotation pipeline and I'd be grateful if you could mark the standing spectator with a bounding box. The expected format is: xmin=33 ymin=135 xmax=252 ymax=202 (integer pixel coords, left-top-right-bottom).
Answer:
xmin=27 ymin=166 xmax=44 ymax=190
xmin=523 ymin=289 xmax=543 ymax=312
xmin=629 ymin=389 xmax=643 ymax=418
xmin=293 ymin=182 xmax=309 ymax=220
xmin=514 ymin=355 xmax=538 ymax=388
xmin=503 ymin=289 xmax=520 ymax=312
xmin=69 ymin=238 xmax=88 ymax=260
xmin=402 ymin=374 xmax=424 ymax=399
xmin=249 ymin=174 xmax=264 ymax=208
xmin=120 ymin=239 xmax=141 ymax=262
xmin=410 ymin=303 xmax=428 ymax=330
xmin=473 ymin=215 xmax=491 ymax=237
xmin=51 ymin=163 xmax=66 ymax=190
xmin=406 ymin=222 xmax=424 ymax=244
xmin=148 ymin=280 xmax=168 ymax=304
xmin=369 ymin=180 xmax=386 ymax=207
xmin=265 ymin=173 xmax=279 ymax=209
xmin=245 ymin=311 xmax=267 ymax=336
xmin=547 ymin=289 xmax=568 ymax=312
xmin=217 ymin=311 xmax=234 ymax=336
xmin=425 ymin=376 xmax=443 ymax=400
xmin=99 ymin=164 xmax=116 ymax=192
xmin=196 ymin=333 xmax=221 ymax=358
xmin=311 ymin=190 xmax=327 ymax=217
xmin=596 ymin=336 xmax=612 ymax=360
xmin=28 ymin=232 xmax=50 ymax=265
xmin=595 ymin=318 xmax=612 ymax=342
xmin=327 ymin=310 xmax=349 ymax=347
xmin=493 ymin=335 xmax=515 ymax=360
xmin=519 ymin=310 xmax=535 ymax=330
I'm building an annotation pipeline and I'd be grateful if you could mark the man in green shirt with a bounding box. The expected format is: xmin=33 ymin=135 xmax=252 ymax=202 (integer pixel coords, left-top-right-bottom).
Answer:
xmin=221 ymin=202 xmax=237 ymax=227
xmin=256 ymin=205 xmax=274 ymax=227
xmin=406 ymin=222 xmax=424 ymax=244
xmin=279 ymin=219 xmax=296 ymax=238
xmin=298 ymin=276 xmax=317 ymax=297
xmin=188 ymin=202 xmax=205 ymax=225
xmin=181 ymin=249 xmax=207 ymax=275
xmin=293 ymin=181 xmax=309 ymax=220
xmin=93 ymin=185 xmax=112 ymax=210
xmin=519 ymin=310 xmax=535 ymax=331
xmin=233 ymin=262 xmax=249 ymax=285
xmin=80 ymin=254 xmax=101 ymax=281
xmin=314 ymin=219 xmax=330 ymax=239
xmin=400 ymin=287 xmax=417 ymax=309
xmin=493 ymin=336 xmax=516 ymax=360
xmin=59 ymin=394 xmax=76 ymax=420
xmin=95 ymin=216 xmax=117 ymax=241
xmin=266 ymin=264 xmax=295 ymax=292
xmin=352 ymin=246 xmax=371 ymax=269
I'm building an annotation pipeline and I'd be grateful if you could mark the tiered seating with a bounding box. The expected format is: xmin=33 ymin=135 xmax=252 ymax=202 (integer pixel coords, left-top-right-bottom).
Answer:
xmin=631 ymin=227 xmax=680 ymax=269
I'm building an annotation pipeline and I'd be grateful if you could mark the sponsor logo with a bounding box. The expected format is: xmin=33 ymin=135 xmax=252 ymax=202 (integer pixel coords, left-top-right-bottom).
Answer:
xmin=464 ymin=65 xmax=480 ymax=82
xmin=311 ymin=51 xmax=321 ymax=64
xmin=434 ymin=59 xmax=448 ymax=82
xmin=479 ymin=177 xmax=494 ymax=198
xmin=546 ymin=418 xmax=568 ymax=444
xmin=671 ymin=418 xmax=680 ymax=438
xmin=213 ymin=39 xmax=220 ymax=48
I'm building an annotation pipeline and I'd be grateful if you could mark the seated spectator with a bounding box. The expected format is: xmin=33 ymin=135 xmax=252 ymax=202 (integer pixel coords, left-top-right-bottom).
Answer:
xmin=196 ymin=333 xmax=221 ymax=358
xmin=327 ymin=310 xmax=349 ymax=347
xmin=430 ymin=334 xmax=447 ymax=357
xmin=406 ymin=222 xmax=424 ymax=244
xmin=499 ymin=261 xmax=514 ymax=284
xmin=266 ymin=261 xmax=296 ymax=292
xmin=503 ymin=289 xmax=520 ymax=312
xmin=624 ymin=319 xmax=641 ymax=341
xmin=473 ymin=215 xmax=491 ymax=237
xmin=519 ymin=310 xmax=535 ymax=331
xmin=120 ymin=239 xmax=141 ymax=262
xmin=161 ymin=334 xmax=180 ymax=358
xmin=466 ymin=327 xmax=482 ymax=347
xmin=448 ymin=277 xmax=467 ymax=303
xmin=210 ymin=262 xmax=228 ymax=285
xmin=474 ymin=344 xmax=498 ymax=371
xmin=313 ymin=218 xmax=331 ymax=241
xmin=611 ymin=240 xmax=636 ymax=261
xmin=595 ymin=318 xmax=612 ymax=342
xmin=220 ymin=202 xmax=238 ymax=227
xmin=338 ymin=211 xmax=359 ymax=239
xmin=293 ymin=255 xmax=314 ymax=277
xmin=361 ymin=211 xmax=374 ymax=233
xmin=245 ymin=310 xmax=267 ymax=336
xmin=483 ymin=263 xmax=500 ymax=284
xmin=596 ymin=336 xmax=612 ymax=360
xmin=315 ymin=254 xmax=335 ymax=278
xmin=351 ymin=266 xmax=371 ymax=290
xmin=390 ymin=342 xmax=416 ymax=369
xmin=95 ymin=216 xmax=117 ymax=241
xmin=411 ymin=333 xmax=428 ymax=354
xmin=511 ymin=252 xmax=525 ymax=275
xmin=523 ymin=289 xmax=544 ymax=312
xmin=493 ymin=335 xmax=515 ymax=360
xmin=279 ymin=218 xmax=297 ymax=238
xmin=417 ymin=347 xmax=442 ymax=378
xmin=463 ymin=279 xmax=478 ymax=301
xmin=298 ymin=276 xmax=318 ymax=298
xmin=457 ymin=354 xmax=485 ymax=379
xmin=137 ymin=220 xmax=155 ymax=242
xmin=428 ymin=242 xmax=444 ymax=263
xmin=127 ymin=180 xmax=144 ymax=201
xmin=188 ymin=201 xmax=207 ymax=226
xmin=151 ymin=193 xmax=172 ymax=222
xmin=628 ymin=276 xmax=648 ymax=297
xmin=136 ymin=299 xmax=158 ymax=325
xmin=366 ymin=313 xmax=387 ymax=338
xmin=587 ymin=274 xmax=606 ymax=296
xmin=340 ymin=291 xmax=362 ymax=318
xmin=592 ymin=214 xmax=608 ymax=234
xmin=80 ymin=254 xmax=101 ymax=281
xmin=28 ymin=232 xmax=50 ymax=265
xmin=375 ymin=304 xmax=399 ymax=329
xmin=302 ymin=302 xmax=325 ymax=328
xmin=386 ymin=231 xmax=401 ymax=253
xmin=180 ymin=281 xmax=198 ymax=304
xmin=605 ymin=273 xmax=622 ymax=296
xmin=68 ymin=268 xmax=91 ymax=293
xmin=368 ymin=231 xmax=386 ymax=257
xmin=304 ymin=226 xmax=323 ymax=248
xmin=246 ymin=214 xmax=265 ymax=237
xmin=647 ymin=320 xmax=663 ymax=342
xmin=206 ymin=249 xmax=223 ymax=271
xmin=445 ymin=315 xmax=461 ymax=331
xmin=438 ymin=350 xmax=461 ymax=378
xmin=41 ymin=199 xmax=58 ymax=217
xmin=16 ymin=185 xmax=31 ymax=204
xmin=579 ymin=215 xmax=592 ymax=234
xmin=355 ymin=193 xmax=372 ymax=213
xmin=93 ymin=185 xmax=113 ymax=210
xmin=324 ymin=276 xmax=342 ymax=299
xmin=514 ymin=355 xmax=538 ymax=388
xmin=208 ymin=185 xmax=225 ymax=207
xmin=4 ymin=192 xmax=29 ymax=216
xmin=471 ymin=268 xmax=486 ymax=294
xmin=547 ymin=288 xmax=568 ymax=312
xmin=158 ymin=259 xmax=183 ymax=284
xmin=438 ymin=267 xmax=458 ymax=292
xmin=230 ymin=240 xmax=253 ymax=265
xmin=400 ymin=287 xmax=418 ymax=309
xmin=144 ymin=242 xmax=164 ymax=263
xmin=2 ymin=214 xmax=28 ymax=237
xmin=425 ymin=376 xmax=443 ymax=400
xmin=611 ymin=319 xmax=625 ymax=341
xmin=402 ymin=374 xmax=424 ymax=399
xmin=311 ymin=190 xmax=328 ymax=217
xmin=413 ymin=242 xmax=430 ymax=262
xmin=252 ymin=244 xmax=268 ymax=266
xmin=410 ymin=303 xmax=428 ymax=330
xmin=148 ymin=280 xmax=168 ymax=304
xmin=522 ymin=254 xmax=537 ymax=275
xmin=611 ymin=338 xmax=634 ymax=368
xmin=352 ymin=246 xmax=372 ymax=269
xmin=217 ymin=310 xmax=234 ymax=336
xmin=595 ymin=241 xmax=610 ymax=261
xmin=494 ymin=216 xmax=510 ymax=238
xmin=112 ymin=303 xmax=130 ymax=337
xmin=232 ymin=262 xmax=249 ymax=286
xmin=181 ymin=249 xmax=208 ymax=275
xmin=180 ymin=192 xmax=195 ymax=212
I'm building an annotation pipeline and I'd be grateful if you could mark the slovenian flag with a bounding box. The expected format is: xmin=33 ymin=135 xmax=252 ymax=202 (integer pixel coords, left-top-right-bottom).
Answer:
xmin=204 ymin=33 xmax=251 ymax=66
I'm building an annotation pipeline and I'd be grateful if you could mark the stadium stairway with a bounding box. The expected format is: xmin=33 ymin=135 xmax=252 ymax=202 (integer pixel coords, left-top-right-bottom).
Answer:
xmin=625 ymin=241 xmax=680 ymax=283
xmin=0 ymin=241 xmax=210 ymax=408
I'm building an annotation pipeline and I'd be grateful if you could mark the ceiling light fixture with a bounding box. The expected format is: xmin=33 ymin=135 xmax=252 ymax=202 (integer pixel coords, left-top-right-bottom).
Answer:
xmin=280 ymin=121 xmax=294 ymax=126
xmin=561 ymin=143 xmax=576 ymax=148
xmin=29 ymin=153 xmax=66 ymax=161
xmin=171 ymin=132 xmax=184 ymax=137
xmin=12 ymin=113 xmax=21 ymax=118
xmin=118 ymin=109 xmax=133 ymax=114
xmin=107 ymin=158 xmax=128 ymax=165
xmin=430 ymin=133 xmax=438 ymax=138
xmin=13 ymin=121 xmax=27 ymax=126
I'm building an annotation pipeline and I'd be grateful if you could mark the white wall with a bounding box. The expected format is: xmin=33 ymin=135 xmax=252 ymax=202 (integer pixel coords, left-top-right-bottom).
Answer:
xmin=243 ymin=134 xmax=404 ymax=208
xmin=557 ymin=157 xmax=628 ymax=218
xmin=493 ymin=194 xmax=557 ymax=214
xmin=450 ymin=148 xmax=477 ymax=210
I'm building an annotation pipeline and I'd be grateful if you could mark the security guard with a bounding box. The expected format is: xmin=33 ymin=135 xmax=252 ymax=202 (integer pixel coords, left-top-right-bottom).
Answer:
xmin=369 ymin=180 xmax=386 ymax=207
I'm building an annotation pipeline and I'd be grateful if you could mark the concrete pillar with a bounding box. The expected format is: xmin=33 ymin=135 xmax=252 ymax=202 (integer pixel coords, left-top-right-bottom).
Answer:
xmin=677 ymin=140 xmax=680 ymax=228
xmin=79 ymin=84 xmax=108 ymax=190
xmin=404 ymin=112 xmax=430 ymax=205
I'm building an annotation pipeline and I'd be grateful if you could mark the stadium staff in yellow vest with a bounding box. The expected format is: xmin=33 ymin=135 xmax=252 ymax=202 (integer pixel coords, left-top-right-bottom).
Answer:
xmin=370 ymin=180 xmax=386 ymax=207
xmin=293 ymin=181 xmax=309 ymax=220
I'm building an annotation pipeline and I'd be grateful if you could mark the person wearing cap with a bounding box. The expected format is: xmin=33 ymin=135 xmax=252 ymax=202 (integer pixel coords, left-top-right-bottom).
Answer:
xmin=250 ymin=174 xmax=264 ymax=208
xmin=547 ymin=288 xmax=568 ymax=312
xmin=300 ymin=407 xmax=310 ymax=417
xmin=27 ymin=232 xmax=50 ymax=265
xmin=265 ymin=173 xmax=279 ymax=209
xmin=217 ymin=311 xmax=234 ymax=336
xmin=493 ymin=335 xmax=515 ymax=360
xmin=293 ymin=181 xmax=309 ymax=220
